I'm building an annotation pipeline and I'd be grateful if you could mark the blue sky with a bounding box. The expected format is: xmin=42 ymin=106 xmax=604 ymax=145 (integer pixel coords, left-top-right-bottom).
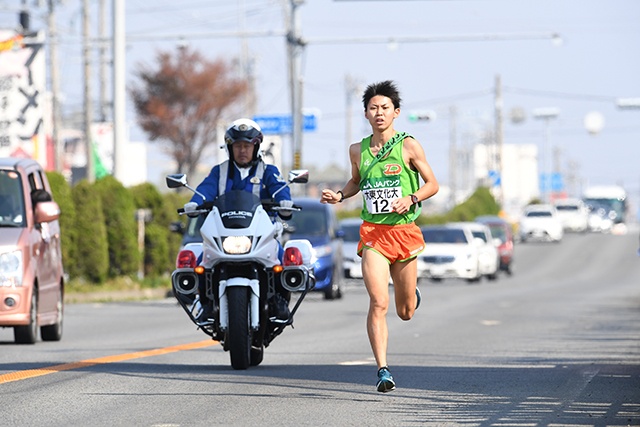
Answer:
xmin=1 ymin=0 xmax=639 ymax=213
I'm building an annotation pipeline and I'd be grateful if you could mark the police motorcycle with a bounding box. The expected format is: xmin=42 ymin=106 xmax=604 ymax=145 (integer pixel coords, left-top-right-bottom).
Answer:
xmin=166 ymin=170 xmax=315 ymax=370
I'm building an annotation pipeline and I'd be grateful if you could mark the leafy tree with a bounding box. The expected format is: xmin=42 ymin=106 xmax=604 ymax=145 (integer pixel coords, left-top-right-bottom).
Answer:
xmin=71 ymin=180 xmax=109 ymax=283
xmin=130 ymin=46 xmax=248 ymax=176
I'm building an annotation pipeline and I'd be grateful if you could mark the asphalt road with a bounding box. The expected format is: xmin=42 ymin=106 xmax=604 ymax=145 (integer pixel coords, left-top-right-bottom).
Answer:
xmin=1 ymin=229 xmax=639 ymax=427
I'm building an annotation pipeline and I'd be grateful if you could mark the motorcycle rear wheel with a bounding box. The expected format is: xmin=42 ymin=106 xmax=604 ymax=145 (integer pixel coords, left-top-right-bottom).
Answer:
xmin=228 ymin=286 xmax=251 ymax=370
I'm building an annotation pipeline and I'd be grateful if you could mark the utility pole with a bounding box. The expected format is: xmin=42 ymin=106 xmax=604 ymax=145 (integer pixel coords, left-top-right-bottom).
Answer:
xmin=494 ymin=74 xmax=504 ymax=206
xmin=98 ymin=0 xmax=108 ymax=122
xmin=287 ymin=0 xmax=305 ymax=171
xmin=533 ymin=107 xmax=559 ymax=203
xmin=82 ymin=0 xmax=94 ymax=182
xmin=239 ymin=0 xmax=256 ymax=116
xmin=449 ymin=105 xmax=457 ymax=209
xmin=113 ymin=0 xmax=125 ymax=182
xmin=47 ymin=0 xmax=62 ymax=172
xmin=345 ymin=74 xmax=360 ymax=179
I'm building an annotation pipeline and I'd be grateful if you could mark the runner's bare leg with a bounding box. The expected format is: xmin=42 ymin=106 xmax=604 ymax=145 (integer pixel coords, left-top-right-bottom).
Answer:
xmin=362 ymin=248 xmax=391 ymax=368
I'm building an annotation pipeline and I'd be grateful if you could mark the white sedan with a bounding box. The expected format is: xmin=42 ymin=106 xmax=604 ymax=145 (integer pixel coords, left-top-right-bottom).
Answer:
xmin=519 ymin=204 xmax=564 ymax=243
xmin=452 ymin=222 xmax=500 ymax=280
xmin=419 ymin=224 xmax=490 ymax=283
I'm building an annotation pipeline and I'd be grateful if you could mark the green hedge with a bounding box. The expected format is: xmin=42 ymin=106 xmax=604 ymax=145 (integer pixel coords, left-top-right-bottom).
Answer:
xmin=94 ymin=176 xmax=140 ymax=278
xmin=71 ymin=180 xmax=109 ymax=283
xmin=45 ymin=175 xmax=192 ymax=284
xmin=46 ymin=171 xmax=77 ymax=277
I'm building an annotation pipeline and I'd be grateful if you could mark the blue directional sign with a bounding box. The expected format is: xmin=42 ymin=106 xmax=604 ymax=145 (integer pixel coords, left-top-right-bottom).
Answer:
xmin=488 ymin=170 xmax=501 ymax=187
xmin=253 ymin=113 xmax=318 ymax=135
xmin=540 ymin=173 xmax=564 ymax=192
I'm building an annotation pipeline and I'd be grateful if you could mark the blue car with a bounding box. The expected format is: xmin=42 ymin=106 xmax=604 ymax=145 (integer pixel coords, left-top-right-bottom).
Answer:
xmin=283 ymin=198 xmax=344 ymax=300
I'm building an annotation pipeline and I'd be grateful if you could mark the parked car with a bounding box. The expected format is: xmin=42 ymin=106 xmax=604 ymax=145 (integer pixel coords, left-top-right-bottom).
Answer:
xmin=475 ymin=215 xmax=515 ymax=275
xmin=283 ymin=198 xmax=344 ymax=300
xmin=553 ymin=198 xmax=589 ymax=233
xmin=339 ymin=217 xmax=362 ymax=279
xmin=419 ymin=224 xmax=484 ymax=283
xmin=518 ymin=204 xmax=564 ymax=243
xmin=0 ymin=157 xmax=64 ymax=344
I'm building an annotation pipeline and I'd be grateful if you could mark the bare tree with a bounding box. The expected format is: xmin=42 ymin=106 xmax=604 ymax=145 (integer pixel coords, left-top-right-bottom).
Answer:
xmin=130 ymin=46 xmax=248 ymax=176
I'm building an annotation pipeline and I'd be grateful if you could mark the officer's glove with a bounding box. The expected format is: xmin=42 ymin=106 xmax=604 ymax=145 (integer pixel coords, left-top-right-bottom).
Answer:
xmin=184 ymin=202 xmax=199 ymax=217
xmin=278 ymin=200 xmax=294 ymax=219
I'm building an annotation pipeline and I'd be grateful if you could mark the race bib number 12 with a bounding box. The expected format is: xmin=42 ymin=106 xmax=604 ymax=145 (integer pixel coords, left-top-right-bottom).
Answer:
xmin=362 ymin=178 xmax=402 ymax=214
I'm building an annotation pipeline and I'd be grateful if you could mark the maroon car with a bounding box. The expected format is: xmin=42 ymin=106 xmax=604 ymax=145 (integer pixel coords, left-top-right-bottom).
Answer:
xmin=475 ymin=215 xmax=514 ymax=275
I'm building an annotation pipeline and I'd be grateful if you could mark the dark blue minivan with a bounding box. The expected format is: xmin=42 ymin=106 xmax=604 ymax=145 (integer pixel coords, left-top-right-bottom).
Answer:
xmin=282 ymin=198 xmax=344 ymax=300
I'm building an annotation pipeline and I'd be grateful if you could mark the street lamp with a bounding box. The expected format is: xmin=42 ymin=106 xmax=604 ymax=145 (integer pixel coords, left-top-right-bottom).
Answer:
xmin=533 ymin=107 xmax=560 ymax=203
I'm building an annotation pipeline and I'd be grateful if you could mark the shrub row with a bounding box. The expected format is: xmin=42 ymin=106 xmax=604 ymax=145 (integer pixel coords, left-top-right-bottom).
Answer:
xmin=46 ymin=172 xmax=189 ymax=284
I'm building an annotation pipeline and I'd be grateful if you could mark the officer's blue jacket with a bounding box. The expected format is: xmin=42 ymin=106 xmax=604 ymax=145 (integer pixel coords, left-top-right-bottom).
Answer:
xmin=190 ymin=161 xmax=291 ymax=205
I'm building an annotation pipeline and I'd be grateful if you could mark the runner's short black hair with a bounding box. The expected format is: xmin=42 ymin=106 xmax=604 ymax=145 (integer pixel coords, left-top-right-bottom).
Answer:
xmin=362 ymin=80 xmax=402 ymax=110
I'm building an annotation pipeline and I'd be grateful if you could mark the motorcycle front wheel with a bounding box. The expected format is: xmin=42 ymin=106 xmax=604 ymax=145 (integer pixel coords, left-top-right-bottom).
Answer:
xmin=250 ymin=345 xmax=264 ymax=366
xmin=228 ymin=286 xmax=251 ymax=370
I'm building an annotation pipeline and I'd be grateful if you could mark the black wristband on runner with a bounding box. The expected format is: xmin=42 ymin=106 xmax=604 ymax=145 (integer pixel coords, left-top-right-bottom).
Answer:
xmin=337 ymin=190 xmax=344 ymax=203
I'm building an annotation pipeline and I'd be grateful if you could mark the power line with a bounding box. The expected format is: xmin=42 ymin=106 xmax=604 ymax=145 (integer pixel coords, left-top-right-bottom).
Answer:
xmin=504 ymin=86 xmax=618 ymax=103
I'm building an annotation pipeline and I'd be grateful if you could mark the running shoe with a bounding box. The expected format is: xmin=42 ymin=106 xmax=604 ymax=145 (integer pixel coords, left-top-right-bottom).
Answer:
xmin=376 ymin=367 xmax=396 ymax=393
xmin=415 ymin=287 xmax=422 ymax=310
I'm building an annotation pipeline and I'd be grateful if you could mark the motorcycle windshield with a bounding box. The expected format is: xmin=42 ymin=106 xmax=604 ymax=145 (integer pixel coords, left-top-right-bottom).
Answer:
xmin=213 ymin=190 xmax=262 ymax=229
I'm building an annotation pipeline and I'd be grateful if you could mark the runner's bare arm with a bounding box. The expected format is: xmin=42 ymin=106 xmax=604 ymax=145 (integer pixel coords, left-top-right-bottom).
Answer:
xmin=321 ymin=142 xmax=362 ymax=204
xmin=405 ymin=137 xmax=439 ymax=202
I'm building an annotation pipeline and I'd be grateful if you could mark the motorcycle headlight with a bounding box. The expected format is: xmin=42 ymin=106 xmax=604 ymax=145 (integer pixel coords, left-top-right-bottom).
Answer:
xmin=222 ymin=236 xmax=252 ymax=254
xmin=0 ymin=250 xmax=23 ymax=287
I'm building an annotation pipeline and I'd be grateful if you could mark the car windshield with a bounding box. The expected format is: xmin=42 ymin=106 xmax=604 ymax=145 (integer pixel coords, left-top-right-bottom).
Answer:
xmin=422 ymin=228 xmax=469 ymax=244
xmin=340 ymin=223 xmax=360 ymax=242
xmin=0 ymin=169 xmax=26 ymax=227
xmin=487 ymin=225 xmax=506 ymax=241
xmin=555 ymin=205 xmax=578 ymax=212
xmin=526 ymin=211 xmax=552 ymax=218
xmin=471 ymin=230 xmax=487 ymax=242
xmin=286 ymin=207 xmax=327 ymax=237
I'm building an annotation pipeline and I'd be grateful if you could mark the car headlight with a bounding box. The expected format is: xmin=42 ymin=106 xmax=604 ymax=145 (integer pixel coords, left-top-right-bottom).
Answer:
xmin=222 ymin=236 xmax=252 ymax=254
xmin=0 ymin=250 xmax=23 ymax=287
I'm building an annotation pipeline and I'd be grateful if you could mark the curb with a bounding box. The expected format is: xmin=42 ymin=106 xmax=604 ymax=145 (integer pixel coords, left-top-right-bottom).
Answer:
xmin=65 ymin=288 xmax=173 ymax=304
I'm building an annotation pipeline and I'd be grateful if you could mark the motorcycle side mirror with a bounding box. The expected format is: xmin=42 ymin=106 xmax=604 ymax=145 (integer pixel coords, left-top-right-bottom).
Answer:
xmin=288 ymin=169 xmax=309 ymax=184
xmin=166 ymin=174 xmax=187 ymax=189
xmin=166 ymin=174 xmax=207 ymax=201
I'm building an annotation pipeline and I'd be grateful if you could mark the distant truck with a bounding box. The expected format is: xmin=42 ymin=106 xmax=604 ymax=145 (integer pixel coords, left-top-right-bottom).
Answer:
xmin=582 ymin=185 xmax=627 ymax=224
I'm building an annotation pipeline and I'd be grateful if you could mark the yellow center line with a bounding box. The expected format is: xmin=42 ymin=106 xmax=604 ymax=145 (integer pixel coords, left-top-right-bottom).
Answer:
xmin=0 ymin=339 xmax=218 ymax=385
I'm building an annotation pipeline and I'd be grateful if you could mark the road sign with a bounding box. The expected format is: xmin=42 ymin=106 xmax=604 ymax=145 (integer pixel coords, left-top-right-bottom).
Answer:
xmin=253 ymin=113 xmax=317 ymax=135
xmin=540 ymin=173 xmax=564 ymax=192
xmin=488 ymin=170 xmax=501 ymax=187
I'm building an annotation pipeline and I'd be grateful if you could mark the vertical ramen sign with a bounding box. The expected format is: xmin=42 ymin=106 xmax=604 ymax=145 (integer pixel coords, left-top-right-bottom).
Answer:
xmin=0 ymin=30 xmax=47 ymax=166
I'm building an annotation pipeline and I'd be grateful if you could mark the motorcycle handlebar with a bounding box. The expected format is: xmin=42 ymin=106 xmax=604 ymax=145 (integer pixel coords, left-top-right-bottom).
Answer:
xmin=176 ymin=200 xmax=301 ymax=215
